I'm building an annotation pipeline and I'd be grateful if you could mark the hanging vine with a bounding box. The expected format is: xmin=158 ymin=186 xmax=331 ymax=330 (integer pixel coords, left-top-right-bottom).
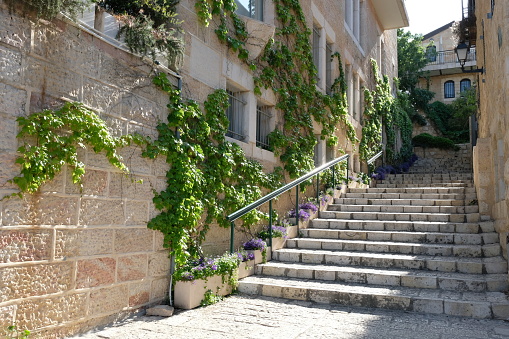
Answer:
xmin=8 ymin=102 xmax=145 ymax=196
xmin=360 ymin=60 xmax=412 ymax=164
xmin=144 ymin=73 xmax=281 ymax=265
xmin=194 ymin=0 xmax=358 ymax=179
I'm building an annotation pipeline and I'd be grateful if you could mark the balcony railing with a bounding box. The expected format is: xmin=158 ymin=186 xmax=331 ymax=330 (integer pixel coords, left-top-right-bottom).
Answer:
xmin=426 ymin=48 xmax=476 ymax=66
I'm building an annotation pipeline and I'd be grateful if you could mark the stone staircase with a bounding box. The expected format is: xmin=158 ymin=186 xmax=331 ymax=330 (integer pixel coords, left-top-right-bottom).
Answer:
xmin=238 ymin=161 xmax=509 ymax=319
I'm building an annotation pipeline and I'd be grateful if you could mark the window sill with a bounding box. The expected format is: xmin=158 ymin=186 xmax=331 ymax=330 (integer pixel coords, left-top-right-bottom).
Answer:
xmin=344 ymin=22 xmax=365 ymax=56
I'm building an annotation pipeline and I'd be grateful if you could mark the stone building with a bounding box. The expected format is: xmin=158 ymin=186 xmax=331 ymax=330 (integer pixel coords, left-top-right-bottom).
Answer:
xmin=421 ymin=21 xmax=476 ymax=104
xmin=471 ymin=0 xmax=509 ymax=268
xmin=0 ymin=0 xmax=408 ymax=337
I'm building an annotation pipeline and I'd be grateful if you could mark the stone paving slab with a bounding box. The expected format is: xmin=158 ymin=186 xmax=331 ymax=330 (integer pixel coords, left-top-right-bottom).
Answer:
xmin=71 ymin=294 xmax=509 ymax=339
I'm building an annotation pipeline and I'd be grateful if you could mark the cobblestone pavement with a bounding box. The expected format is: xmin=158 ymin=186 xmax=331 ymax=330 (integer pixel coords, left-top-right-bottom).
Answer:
xmin=73 ymin=294 xmax=509 ymax=339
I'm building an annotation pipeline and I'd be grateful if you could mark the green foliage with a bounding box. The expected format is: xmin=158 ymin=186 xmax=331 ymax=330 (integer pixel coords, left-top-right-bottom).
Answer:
xmin=426 ymin=88 xmax=475 ymax=143
xmin=146 ymin=73 xmax=281 ymax=265
xmin=361 ymin=60 xmax=413 ymax=164
xmin=412 ymin=133 xmax=459 ymax=151
xmin=11 ymin=102 xmax=144 ymax=195
xmin=8 ymin=0 xmax=92 ymax=20
xmin=196 ymin=1 xmax=356 ymax=179
xmin=12 ymin=0 xmax=184 ymax=70
xmin=397 ymin=29 xmax=430 ymax=92
xmin=200 ymin=289 xmax=223 ymax=306
xmin=4 ymin=325 xmax=30 ymax=339
xmin=195 ymin=0 xmax=249 ymax=60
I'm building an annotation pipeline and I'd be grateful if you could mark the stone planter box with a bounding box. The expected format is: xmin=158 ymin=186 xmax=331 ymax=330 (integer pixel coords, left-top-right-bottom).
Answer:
xmin=270 ymin=237 xmax=286 ymax=250
xmin=174 ymin=274 xmax=233 ymax=310
xmin=238 ymin=260 xmax=255 ymax=279
xmin=246 ymin=248 xmax=271 ymax=264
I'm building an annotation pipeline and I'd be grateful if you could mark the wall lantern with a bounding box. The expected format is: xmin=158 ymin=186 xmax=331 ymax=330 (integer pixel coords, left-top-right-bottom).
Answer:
xmin=455 ymin=41 xmax=484 ymax=74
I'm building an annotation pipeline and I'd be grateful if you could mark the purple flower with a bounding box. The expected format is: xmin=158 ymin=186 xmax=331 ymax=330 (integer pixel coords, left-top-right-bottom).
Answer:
xmin=211 ymin=265 xmax=218 ymax=270
xmin=243 ymin=238 xmax=267 ymax=250
xmin=299 ymin=202 xmax=318 ymax=212
xmin=246 ymin=252 xmax=255 ymax=260
xmin=288 ymin=209 xmax=311 ymax=221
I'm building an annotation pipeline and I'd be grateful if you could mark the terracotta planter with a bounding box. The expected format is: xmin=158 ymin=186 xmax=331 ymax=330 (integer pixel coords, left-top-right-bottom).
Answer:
xmin=174 ymin=274 xmax=233 ymax=310
xmin=238 ymin=260 xmax=255 ymax=279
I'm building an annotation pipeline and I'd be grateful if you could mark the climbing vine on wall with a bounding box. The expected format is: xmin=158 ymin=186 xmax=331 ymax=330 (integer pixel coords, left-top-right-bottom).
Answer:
xmin=9 ymin=102 xmax=145 ymax=196
xmin=144 ymin=73 xmax=281 ymax=265
xmin=195 ymin=0 xmax=358 ymax=179
xmin=360 ymin=60 xmax=412 ymax=164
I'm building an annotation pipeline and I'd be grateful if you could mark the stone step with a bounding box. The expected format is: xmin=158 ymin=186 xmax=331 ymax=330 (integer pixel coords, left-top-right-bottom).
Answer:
xmin=376 ymin=183 xmax=473 ymax=188
xmin=384 ymin=173 xmax=473 ymax=179
xmin=272 ymin=249 xmax=507 ymax=274
xmin=327 ymin=204 xmax=479 ymax=214
xmin=298 ymin=229 xmax=499 ymax=245
xmin=255 ymin=261 xmax=509 ymax=292
xmin=319 ymin=211 xmax=480 ymax=223
xmin=238 ymin=276 xmax=509 ymax=319
xmin=343 ymin=193 xmax=477 ymax=200
xmin=349 ymin=187 xmax=476 ymax=194
xmin=335 ymin=197 xmax=470 ymax=207
xmin=283 ymin=239 xmax=501 ymax=257
xmin=310 ymin=219 xmax=495 ymax=234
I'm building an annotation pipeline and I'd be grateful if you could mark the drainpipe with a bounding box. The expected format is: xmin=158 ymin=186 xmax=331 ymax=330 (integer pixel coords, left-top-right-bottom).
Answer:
xmin=168 ymin=74 xmax=182 ymax=307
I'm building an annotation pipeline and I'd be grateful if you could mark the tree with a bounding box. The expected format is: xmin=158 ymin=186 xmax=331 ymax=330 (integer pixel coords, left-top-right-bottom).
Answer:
xmin=397 ymin=29 xmax=430 ymax=92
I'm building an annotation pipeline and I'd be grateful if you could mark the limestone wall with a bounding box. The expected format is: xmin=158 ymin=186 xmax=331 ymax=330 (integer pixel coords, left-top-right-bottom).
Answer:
xmin=413 ymin=144 xmax=473 ymax=173
xmin=0 ymin=3 xmax=174 ymax=337
xmin=472 ymin=0 xmax=509 ymax=262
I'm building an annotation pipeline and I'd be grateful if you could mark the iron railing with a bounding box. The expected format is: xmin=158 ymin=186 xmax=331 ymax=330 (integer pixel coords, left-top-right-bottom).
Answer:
xmin=227 ymin=154 xmax=351 ymax=252
xmin=426 ymin=48 xmax=476 ymax=66
xmin=366 ymin=150 xmax=383 ymax=182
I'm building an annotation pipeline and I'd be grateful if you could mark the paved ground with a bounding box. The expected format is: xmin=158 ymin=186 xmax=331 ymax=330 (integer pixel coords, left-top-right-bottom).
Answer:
xmin=73 ymin=294 xmax=509 ymax=339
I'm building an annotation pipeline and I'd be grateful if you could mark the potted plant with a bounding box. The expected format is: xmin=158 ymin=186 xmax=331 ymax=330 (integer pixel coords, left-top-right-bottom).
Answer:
xmin=173 ymin=253 xmax=240 ymax=309
xmin=258 ymin=224 xmax=289 ymax=250
xmin=242 ymin=238 xmax=268 ymax=264
xmin=236 ymin=250 xmax=255 ymax=279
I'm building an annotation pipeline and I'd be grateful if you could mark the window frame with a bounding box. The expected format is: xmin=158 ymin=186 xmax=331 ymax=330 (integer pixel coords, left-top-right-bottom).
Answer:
xmin=226 ymin=89 xmax=247 ymax=141
xmin=460 ymin=79 xmax=471 ymax=93
xmin=444 ymin=80 xmax=455 ymax=99
xmin=255 ymin=105 xmax=272 ymax=150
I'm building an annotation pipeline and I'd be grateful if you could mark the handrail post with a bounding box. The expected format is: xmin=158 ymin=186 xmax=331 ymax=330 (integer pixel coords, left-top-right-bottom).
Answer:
xmin=316 ymin=173 xmax=320 ymax=202
xmin=268 ymin=200 xmax=273 ymax=247
xmin=295 ymin=186 xmax=299 ymax=234
xmin=332 ymin=166 xmax=336 ymax=190
xmin=230 ymin=221 xmax=235 ymax=253
xmin=346 ymin=156 xmax=350 ymax=185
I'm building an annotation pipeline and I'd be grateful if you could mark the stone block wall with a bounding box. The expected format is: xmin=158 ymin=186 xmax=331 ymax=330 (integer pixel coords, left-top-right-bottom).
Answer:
xmin=413 ymin=144 xmax=473 ymax=173
xmin=0 ymin=2 xmax=174 ymax=337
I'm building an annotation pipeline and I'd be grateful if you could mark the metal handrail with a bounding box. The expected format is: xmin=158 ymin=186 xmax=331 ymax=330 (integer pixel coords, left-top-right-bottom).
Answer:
xmin=227 ymin=154 xmax=350 ymax=252
xmin=367 ymin=151 xmax=383 ymax=165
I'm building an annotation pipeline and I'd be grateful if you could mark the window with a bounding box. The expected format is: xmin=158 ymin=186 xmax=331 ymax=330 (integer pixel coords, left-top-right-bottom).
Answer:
xmin=256 ymin=105 xmax=272 ymax=150
xmin=236 ymin=0 xmax=263 ymax=21
xmin=226 ymin=89 xmax=246 ymax=140
xmin=426 ymin=45 xmax=437 ymax=62
xmin=325 ymin=42 xmax=333 ymax=94
xmin=313 ymin=25 xmax=321 ymax=83
xmin=345 ymin=0 xmax=361 ymax=43
xmin=444 ymin=80 xmax=455 ymax=99
xmin=460 ymin=79 xmax=471 ymax=92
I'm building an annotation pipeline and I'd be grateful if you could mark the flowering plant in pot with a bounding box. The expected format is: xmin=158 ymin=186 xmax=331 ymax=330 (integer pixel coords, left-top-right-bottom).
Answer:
xmin=236 ymin=250 xmax=255 ymax=279
xmin=258 ymin=224 xmax=289 ymax=250
xmin=242 ymin=238 xmax=268 ymax=264
xmin=173 ymin=252 xmax=241 ymax=309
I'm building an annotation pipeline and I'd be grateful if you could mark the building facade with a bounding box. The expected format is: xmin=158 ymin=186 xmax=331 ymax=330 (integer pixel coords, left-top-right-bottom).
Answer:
xmin=470 ymin=0 xmax=509 ymax=267
xmin=421 ymin=21 xmax=477 ymax=104
xmin=0 ymin=0 xmax=408 ymax=337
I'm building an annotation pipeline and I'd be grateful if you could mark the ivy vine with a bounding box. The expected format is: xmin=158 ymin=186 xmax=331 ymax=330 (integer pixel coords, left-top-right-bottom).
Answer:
xmin=144 ymin=73 xmax=281 ymax=265
xmin=9 ymin=102 xmax=145 ymax=196
xmin=360 ymin=60 xmax=412 ymax=164
xmin=195 ymin=0 xmax=358 ymax=179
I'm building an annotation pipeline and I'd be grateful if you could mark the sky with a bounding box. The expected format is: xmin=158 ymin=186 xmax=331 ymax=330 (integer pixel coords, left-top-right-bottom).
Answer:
xmin=404 ymin=0 xmax=463 ymax=36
